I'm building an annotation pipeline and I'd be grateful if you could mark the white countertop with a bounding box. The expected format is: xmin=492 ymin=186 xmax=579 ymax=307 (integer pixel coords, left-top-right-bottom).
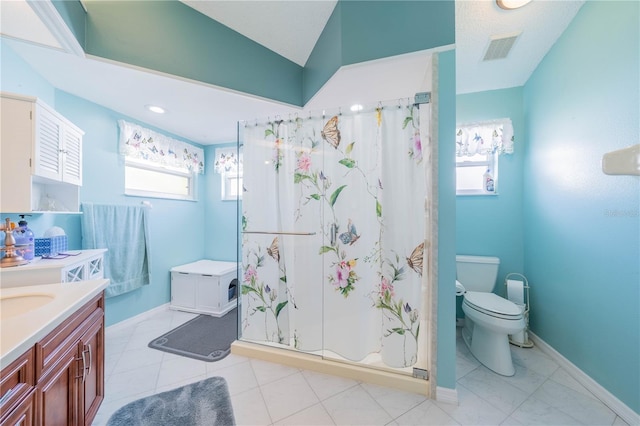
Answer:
xmin=0 ymin=249 xmax=107 ymax=273
xmin=0 ymin=279 xmax=109 ymax=368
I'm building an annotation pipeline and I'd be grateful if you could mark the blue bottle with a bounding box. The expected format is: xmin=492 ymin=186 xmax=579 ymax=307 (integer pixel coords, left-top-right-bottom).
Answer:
xmin=14 ymin=219 xmax=35 ymax=260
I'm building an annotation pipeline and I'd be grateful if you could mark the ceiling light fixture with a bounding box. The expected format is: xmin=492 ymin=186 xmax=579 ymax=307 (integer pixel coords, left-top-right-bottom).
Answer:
xmin=146 ymin=104 xmax=166 ymax=114
xmin=350 ymin=104 xmax=363 ymax=112
xmin=496 ymin=0 xmax=532 ymax=10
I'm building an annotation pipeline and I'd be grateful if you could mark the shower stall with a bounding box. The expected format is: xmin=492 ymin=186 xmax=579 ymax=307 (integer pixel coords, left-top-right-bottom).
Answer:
xmin=232 ymin=89 xmax=437 ymax=395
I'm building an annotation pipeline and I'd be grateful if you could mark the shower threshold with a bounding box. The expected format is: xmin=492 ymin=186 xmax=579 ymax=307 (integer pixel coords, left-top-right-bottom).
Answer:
xmin=231 ymin=339 xmax=430 ymax=397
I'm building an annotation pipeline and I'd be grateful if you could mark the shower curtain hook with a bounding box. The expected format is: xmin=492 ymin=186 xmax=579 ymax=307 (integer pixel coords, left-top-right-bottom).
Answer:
xmin=338 ymin=107 xmax=342 ymax=116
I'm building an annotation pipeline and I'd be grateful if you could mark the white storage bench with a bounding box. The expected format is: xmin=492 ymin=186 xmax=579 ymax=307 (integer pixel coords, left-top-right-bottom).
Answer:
xmin=169 ymin=260 xmax=239 ymax=317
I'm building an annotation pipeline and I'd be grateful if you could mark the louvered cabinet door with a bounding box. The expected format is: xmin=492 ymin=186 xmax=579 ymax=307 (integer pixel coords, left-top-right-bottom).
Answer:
xmin=62 ymin=127 xmax=82 ymax=185
xmin=33 ymin=105 xmax=63 ymax=182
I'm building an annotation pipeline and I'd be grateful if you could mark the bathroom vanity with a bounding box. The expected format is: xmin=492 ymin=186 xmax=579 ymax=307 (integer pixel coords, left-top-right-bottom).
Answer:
xmin=0 ymin=279 xmax=108 ymax=426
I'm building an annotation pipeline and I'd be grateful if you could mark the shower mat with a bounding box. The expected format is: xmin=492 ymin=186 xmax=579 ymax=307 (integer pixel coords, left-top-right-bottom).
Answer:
xmin=106 ymin=376 xmax=235 ymax=425
xmin=148 ymin=308 xmax=237 ymax=362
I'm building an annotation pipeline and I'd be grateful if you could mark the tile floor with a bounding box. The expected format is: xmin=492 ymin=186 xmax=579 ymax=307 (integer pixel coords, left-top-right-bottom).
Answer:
xmin=92 ymin=308 xmax=628 ymax=425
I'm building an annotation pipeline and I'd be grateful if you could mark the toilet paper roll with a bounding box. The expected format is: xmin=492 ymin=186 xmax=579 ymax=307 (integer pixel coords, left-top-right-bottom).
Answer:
xmin=506 ymin=279 xmax=525 ymax=305
xmin=455 ymin=280 xmax=466 ymax=296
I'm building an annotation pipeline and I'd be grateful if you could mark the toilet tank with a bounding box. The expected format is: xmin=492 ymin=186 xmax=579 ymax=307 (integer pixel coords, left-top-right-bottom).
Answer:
xmin=456 ymin=255 xmax=500 ymax=292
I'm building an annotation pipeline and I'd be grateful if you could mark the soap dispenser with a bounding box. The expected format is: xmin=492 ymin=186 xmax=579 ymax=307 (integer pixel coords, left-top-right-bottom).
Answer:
xmin=13 ymin=215 xmax=35 ymax=260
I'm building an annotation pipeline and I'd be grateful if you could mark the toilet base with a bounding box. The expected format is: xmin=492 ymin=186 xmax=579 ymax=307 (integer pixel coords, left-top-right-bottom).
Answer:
xmin=462 ymin=319 xmax=516 ymax=376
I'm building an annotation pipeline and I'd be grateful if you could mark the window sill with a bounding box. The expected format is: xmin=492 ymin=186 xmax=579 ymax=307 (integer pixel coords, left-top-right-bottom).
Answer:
xmin=456 ymin=190 xmax=499 ymax=197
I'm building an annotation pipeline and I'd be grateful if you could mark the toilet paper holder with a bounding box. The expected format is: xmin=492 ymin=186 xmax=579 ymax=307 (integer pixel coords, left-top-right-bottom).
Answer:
xmin=504 ymin=272 xmax=533 ymax=348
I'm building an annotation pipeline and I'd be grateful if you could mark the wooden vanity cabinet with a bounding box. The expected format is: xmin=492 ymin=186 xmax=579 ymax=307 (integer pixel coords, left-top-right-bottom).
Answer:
xmin=35 ymin=292 xmax=104 ymax=426
xmin=0 ymin=292 xmax=105 ymax=426
xmin=0 ymin=349 xmax=35 ymax=425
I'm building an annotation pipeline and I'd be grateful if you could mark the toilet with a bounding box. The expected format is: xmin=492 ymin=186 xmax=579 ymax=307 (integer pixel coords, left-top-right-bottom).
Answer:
xmin=456 ymin=255 xmax=525 ymax=376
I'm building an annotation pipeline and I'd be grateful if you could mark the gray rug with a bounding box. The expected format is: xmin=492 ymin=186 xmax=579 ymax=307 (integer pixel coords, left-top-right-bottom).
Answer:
xmin=149 ymin=309 xmax=237 ymax=362
xmin=106 ymin=376 xmax=235 ymax=426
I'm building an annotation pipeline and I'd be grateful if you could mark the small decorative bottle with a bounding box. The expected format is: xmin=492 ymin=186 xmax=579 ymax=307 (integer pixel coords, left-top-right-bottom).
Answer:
xmin=483 ymin=168 xmax=495 ymax=193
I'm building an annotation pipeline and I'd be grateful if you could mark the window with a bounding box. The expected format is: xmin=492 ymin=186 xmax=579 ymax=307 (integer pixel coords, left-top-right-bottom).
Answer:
xmin=456 ymin=151 xmax=498 ymax=195
xmin=215 ymin=147 xmax=243 ymax=201
xmin=455 ymin=119 xmax=514 ymax=196
xmin=118 ymin=120 xmax=204 ymax=201
xmin=125 ymin=159 xmax=196 ymax=201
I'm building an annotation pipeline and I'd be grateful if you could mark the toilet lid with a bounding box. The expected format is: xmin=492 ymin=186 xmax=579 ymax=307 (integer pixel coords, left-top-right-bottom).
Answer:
xmin=464 ymin=291 xmax=523 ymax=317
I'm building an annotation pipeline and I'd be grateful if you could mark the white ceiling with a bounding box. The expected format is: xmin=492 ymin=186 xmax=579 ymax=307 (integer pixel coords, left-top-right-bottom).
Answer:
xmin=0 ymin=0 xmax=584 ymax=145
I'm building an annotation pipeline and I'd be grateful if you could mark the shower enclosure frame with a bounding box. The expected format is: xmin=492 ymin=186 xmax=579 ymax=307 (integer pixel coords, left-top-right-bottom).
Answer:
xmin=231 ymin=59 xmax=441 ymax=398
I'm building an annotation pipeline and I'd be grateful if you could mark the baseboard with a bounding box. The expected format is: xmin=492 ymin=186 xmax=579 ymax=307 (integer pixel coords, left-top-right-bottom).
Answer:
xmin=436 ymin=386 xmax=458 ymax=405
xmin=105 ymin=303 xmax=170 ymax=333
xmin=529 ymin=332 xmax=639 ymax=425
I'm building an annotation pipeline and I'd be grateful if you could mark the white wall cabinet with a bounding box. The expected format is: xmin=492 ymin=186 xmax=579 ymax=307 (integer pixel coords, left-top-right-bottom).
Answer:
xmin=1 ymin=92 xmax=84 ymax=213
xmin=0 ymin=249 xmax=106 ymax=288
xmin=170 ymin=260 xmax=238 ymax=317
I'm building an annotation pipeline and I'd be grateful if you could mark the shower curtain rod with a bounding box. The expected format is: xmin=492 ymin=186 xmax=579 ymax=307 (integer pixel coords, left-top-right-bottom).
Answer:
xmin=240 ymin=93 xmax=430 ymax=128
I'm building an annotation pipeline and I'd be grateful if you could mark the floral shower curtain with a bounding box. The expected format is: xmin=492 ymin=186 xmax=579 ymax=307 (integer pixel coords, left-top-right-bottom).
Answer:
xmin=241 ymin=103 xmax=429 ymax=368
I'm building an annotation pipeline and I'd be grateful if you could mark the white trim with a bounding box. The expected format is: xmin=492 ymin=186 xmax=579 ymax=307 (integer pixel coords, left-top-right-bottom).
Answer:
xmin=105 ymin=303 xmax=169 ymax=333
xmin=27 ymin=0 xmax=85 ymax=57
xmin=435 ymin=386 xmax=459 ymax=405
xmin=529 ymin=332 xmax=639 ymax=425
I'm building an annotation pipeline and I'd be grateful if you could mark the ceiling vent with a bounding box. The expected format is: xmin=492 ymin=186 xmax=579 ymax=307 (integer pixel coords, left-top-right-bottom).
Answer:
xmin=483 ymin=32 xmax=521 ymax=61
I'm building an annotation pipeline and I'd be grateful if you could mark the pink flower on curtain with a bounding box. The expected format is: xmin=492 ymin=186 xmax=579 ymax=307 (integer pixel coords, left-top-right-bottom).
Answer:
xmin=412 ymin=131 xmax=423 ymax=162
xmin=335 ymin=263 xmax=350 ymax=288
xmin=244 ymin=265 xmax=257 ymax=282
xmin=296 ymin=152 xmax=312 ymax=172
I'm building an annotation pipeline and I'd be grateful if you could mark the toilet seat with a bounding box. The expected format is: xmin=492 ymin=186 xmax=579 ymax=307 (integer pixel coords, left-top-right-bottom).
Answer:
xmin=464 ymin=291 xmax=523 ymax=320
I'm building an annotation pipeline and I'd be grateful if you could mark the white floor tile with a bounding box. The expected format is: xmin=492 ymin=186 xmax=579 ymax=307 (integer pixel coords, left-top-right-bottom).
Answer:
xmin=155 ymin=355 xmax=207 ymax=389
xmin=436 ymin=384 xmax=510 ymax=426
xmin=209 ymin=362 xmax=259 ymax=396
xmin=395 ymin=400 xmax=460 ymax=425
xmin=532 ymin=379 xmax=617 ymax=425
xmin=274 ymin=402 xmax=336 ymax=425
xmin=360 ymin=382 xmax=427 ymax=419
xmin=250 ymin=358 xmax=300 ymax=386
xmin=230 ymin=387 xmax=272 ymax=426
xmin=509 ymin=396 xmax=583 ymax=425
xmin=457 ymin=367 xmax=530 ymax=415
xmin=301 ymin=369 xmax=359 ymax=401
xmin=259 ymin=372 xmax=320 ymax=422
xmin=323 ymin=385 xmax=393 ymax=425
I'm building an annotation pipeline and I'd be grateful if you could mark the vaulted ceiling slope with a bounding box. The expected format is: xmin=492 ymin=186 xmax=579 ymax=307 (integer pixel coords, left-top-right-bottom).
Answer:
xmin=56 ymin=0 xmax=455 ymax=106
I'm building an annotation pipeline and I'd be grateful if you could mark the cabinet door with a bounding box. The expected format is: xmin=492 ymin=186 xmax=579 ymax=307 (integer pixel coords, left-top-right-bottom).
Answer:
xmin=196 ymin=275 xmax=219 ymax=312
xmin=0 ymin=390 xmax=35 ymax=426
xmin=78 ymin=318 xmax=104 ymax=426
xmin=33 ymin=106 xmax=63 ymax=182
xmin=86 ymin=255 xmax=104 ymax=280
xmin=0 ymin=97 xmax=34 ymax=213
xmin=35 ymin=346 xmax=78 ymax=426
xmin=63 ymin=264 xmax=86 ymax=283
xmin=61 ymin=127 xmax=82 ymax=185
xmin=171 ymin=272 xmax=197 ymax=309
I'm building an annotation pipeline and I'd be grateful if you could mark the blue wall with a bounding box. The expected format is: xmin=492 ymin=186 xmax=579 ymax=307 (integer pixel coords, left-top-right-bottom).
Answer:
xmin=456 ymin=87 xmax=525 ymax=316
xmin=523 ymin=1 xmax=639 ymax=412
xmin=204 ymin=143 xmax=239 ymax=262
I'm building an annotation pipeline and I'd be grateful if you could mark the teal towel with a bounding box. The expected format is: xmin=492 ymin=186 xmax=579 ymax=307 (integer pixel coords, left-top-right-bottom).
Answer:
xmin=81 ymin=203 xmax=151 ymax=298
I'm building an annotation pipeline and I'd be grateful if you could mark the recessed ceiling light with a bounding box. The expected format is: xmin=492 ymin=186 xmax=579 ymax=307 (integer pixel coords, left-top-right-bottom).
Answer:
xmin=350 ymin=104 xmax=363 ymax=112
xmin=496 ymin=0 xmax=532 ymax=10
xmin=146 ymin=104 xmax=166 ymax=114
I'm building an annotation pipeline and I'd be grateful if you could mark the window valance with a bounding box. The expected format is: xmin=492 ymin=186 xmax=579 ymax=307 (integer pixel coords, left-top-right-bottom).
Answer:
xmin=456 ymin=118 xmax=514 ymax=157
xmin=118 ymin=120 xmax=204 ymax=174
xmin=214 ymin=147 xmax=242 ymax=174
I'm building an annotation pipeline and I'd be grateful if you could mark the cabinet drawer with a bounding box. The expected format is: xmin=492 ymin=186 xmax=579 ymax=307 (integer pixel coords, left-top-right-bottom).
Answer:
xmin=34 ymin=294 xmax=104 ymax=380
xmin=0 ymin=348 xmax=34 ymax=424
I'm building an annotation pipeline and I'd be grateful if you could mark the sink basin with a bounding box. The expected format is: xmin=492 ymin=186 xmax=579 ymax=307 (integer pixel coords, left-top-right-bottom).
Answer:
xmin=1 ymin=293 xmax=55 ymax=319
